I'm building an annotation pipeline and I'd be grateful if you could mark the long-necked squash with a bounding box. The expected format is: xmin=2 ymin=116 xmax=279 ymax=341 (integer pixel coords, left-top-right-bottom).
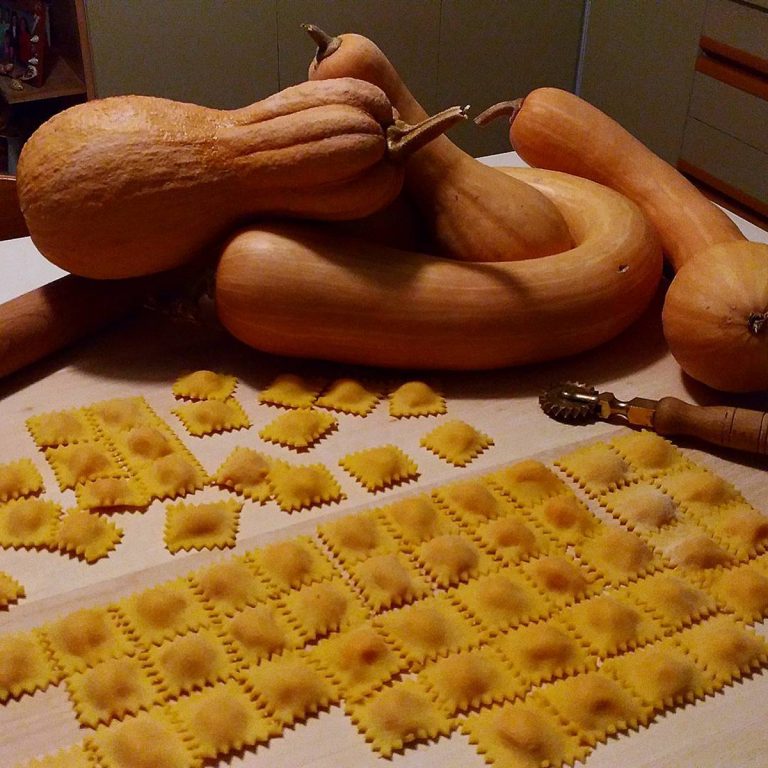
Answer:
xmin=305 ymin=25 xmax=573 ymax=262
xmin=16 ymin=77 xmax=463 ymax=280
xmin=214 ymin=168 xmax=662 ymax=369
xmin=478 ymin=87 xmax=768 ymax=392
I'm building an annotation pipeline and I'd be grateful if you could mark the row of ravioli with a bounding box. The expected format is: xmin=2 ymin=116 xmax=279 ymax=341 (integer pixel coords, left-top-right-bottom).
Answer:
xmin=5 ymin=431 xmax=768 ymax=767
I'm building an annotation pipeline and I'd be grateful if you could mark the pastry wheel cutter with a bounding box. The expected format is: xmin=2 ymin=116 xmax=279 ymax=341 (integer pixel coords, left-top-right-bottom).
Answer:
xmin=539 ymin=382 xmax=768 ymax=457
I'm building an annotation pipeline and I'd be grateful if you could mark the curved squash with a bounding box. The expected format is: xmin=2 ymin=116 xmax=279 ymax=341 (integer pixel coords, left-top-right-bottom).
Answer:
xmin=17 ymin=77 xmax=462 ymax=280
xmin=214 ymin=168 xmax=662 ymax=369
xmin=305 ymin=26 xmax=572 ymax=262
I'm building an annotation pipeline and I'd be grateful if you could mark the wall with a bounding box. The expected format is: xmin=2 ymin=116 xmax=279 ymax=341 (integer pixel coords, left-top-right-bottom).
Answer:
xmin=84 ymin=0 xmax=585 ymax=157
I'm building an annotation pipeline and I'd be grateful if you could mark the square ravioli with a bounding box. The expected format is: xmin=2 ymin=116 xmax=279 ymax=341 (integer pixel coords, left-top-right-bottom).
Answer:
xmin=526 ymin=491 xmax=603 ymax=546
xmin=348 ymin=551 xmax=432 ymax=612
xmin=555 ymin=442 xmax=635 ymax=496
xmin=414 ymin=532 xmax=492 ymax=588
xmin=87 ymin=396 xmax=156 ymax=433
xmin=377 ymin=493 xmax=458 ymax=548
xmin=0 ymin=629 xmax=61 ymax=702
xmin=388 ymin=380 xmax=446 ymax=418
xmin=267 ymin=459 xmax=344 ymax=513
xmin=703 ymin=562 xmax=768 ymax=621
xmin=474 ymin=513 xmax=550 ymax=565
xmin=15 ymin=745 xmax=92 ymax=768
xmin=212 ymin=446 xmax=271 ymax=502
xmin=573 ymin=526 xmax=660 ymax=586
xmin=259 ymin=407 xmax=337 ymax=450
xmin=534 ymin=670 xmax=645 ymax=746
xmin=434 ymin=478 xmax=512 ymax=527
xmin=56 ymin=508 xmax=123 ymax=562
xmin=222 ymin=602 xmax=300 ymax=665
xmin=0 ymin=570 xmax=25 ymax=608
xmin=171 ymin=369 xmax=237 ymax=401
xmin=163 ymin=498 xmax=241 ymax=553
xmin=117 ymin=577 xmax=211 ymax=646
xmin=462 ymin=700 xmax=588 ymax=768
xmin=657 ymin=465 xmax=741 ymax=514
xmin=317 ymin=509 xmax=399 ymax=566
xmin=279 ymin=578 xmax=367 ymax=643
xmin=448 ymin=567 xmax=551 ymax=635
xmin=65 ymin=655 xmax=157 ymax=727
xmin=173 ymin=396 xmax=250 ymax=437
xmin=339 ymin=444 xmax=420 ymax=493
xmin=26 ymin=407 xmax=96 ymax=448
xmin=609 ymin=430 xmax=689 ymax=476
xmin=0 ymin=458 xmax=45 ymax=501
xmin=147 ymin=628 xmax=231 ymax=701
xmin=45 ymin=442 xmax=124 ymax=491
xmin=420 ymin=419 xmax=493 ymax=466
xmin=248 ymin=535 xmax=336 ymax=594
xmin=417 ymin=646 xmax=523 ymax=714
xmin=75 ymin=476 xmax=150 ymax=511
xmin=316 ymin=377 xmax=380 ymax=415
xmin=347 ymin=678 xmax=452 ymax=758
xmin=492 ymin=619 xmax=595 ymax=687
xmin=189 ymin=557 xmax=267 ymax=616
xmin=258 ymin=373 xmax=323 ymax=408
xmin=241 ymin=649 xmax=339 ymax=725
xmin=698 ymin=501 xmax=768 ymax=559
xmin=0 ymin=497 xmax=60 ymax=549
xmin=648 ymin=522 xmax=734 ymax=573
xmin=112 ymin=424 xmax=178 ymax=469
xmin=486 ymin=459 xmax=567 ymax=506
xmin=373 ymin=595 xmax=481 ymax=666
xmin=600 ymin=483 xmax=679 ymax=532
xmin=518 ymin=554 xmax=599 ymax=607
xmin=309 ymin=623 xmax=403 ymax=700
xmin=87 ymin=708 xmax=196 ymax=768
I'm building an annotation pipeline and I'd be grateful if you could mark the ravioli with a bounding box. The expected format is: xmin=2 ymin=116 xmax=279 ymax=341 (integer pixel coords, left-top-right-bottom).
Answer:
xmin=0 ymin=629 xmax=60 ymax=702
xmin=348 ymin=552 xmax=431 ymax=612
xmin=610 ymin=430 xmax=688 ymax=475
xmin=378 ymin=494 xmax=455 ymax=547
xmin=191 ymin=558 xmax=265 ymax=616
xmin=267 ymin=459 xmax=344 ymax=513
xmin=601 ymin=483 xmax=678 ymax=531
xmin=487 ymin=459 xmax=566 ymax=506
xmin=475 ymin=514 xmax=547 ymax=564
xmin=224 ymin=603 xmax=298 ymax=664
xmin=0 ymin=458 xmax=45 ymax=501
xmin=0 ymin=570 xmax=25 ymax=608
xmin=555 ymin=442 xmax=634 ymax=495
xmin=574 ymin=527 xmax=658 ymax=586
xmin=87 ymin=397 xmax=154 ymax=433
xmin=339 ymin=444 xmax=420 ymax=493
xmin=212 ymin=446 xmax=271 ymax=501
xmin=520 ymin=554 xmax=597 ymax=606
xmin=435 ymin=479 xmax=508 ymax=526
xmin=388 ymin=381 xmax=446 ymax=418
xmin=173 ymin=397 xmax=250 ymax=437
xmin=703 ymin=502 xmax=768 ymax=559
xmin=251 ymin=535 xmax=336 ymax=593
xmin=138 ymin=453 xmax=207 ymax=501
xmin=414 ymin=533 xmax=487 ymax=587
xmin=317 ymin=510 xmax=396 ymax=565
xmin=163 ymin=499 xmax=241 ymax=553
xmin=316 ymin=377 xmax=380 ymax=416
xmin=75 ymin=476 xmax=150 ymax=510
xmin=56 ymin=508 xmax=123 ymax=562
xmin=259 ymin=407 xmax=337 ymax=450
xmin=0 ymin=497 xmax=60 ymax=549
xmin=171 ymin=369 xmax=237 ymax=401
xmin=259 ymin=373 xmax=323 ymax=408
xmin=420 ymin=419 xmax=493 ymax=466
xmin=529 ymin=492 xmax=601 ymax=545
xmin=26 ymin=408 xmax=95 ymax=448
xmin=704 ymin=563 xmax=768 ymax=621
xmin=45 ymin=442 xmax=122 ymax=490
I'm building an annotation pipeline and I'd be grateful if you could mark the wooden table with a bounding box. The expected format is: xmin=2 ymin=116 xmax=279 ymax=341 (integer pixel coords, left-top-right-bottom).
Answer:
xmin=0 ymin=155 xmax=766 ymax=768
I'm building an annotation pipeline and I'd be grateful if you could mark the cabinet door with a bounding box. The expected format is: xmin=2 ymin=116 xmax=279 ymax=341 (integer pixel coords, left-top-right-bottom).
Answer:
xmin=579 ymin=0 xmax=707 ymax=163
xmin=85 ymin=0 xmax=279 ymax=107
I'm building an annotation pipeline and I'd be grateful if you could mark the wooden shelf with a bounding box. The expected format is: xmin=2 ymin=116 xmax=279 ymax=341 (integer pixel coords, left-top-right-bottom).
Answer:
xmin=0 ymin=56 xmax=87 ymax=106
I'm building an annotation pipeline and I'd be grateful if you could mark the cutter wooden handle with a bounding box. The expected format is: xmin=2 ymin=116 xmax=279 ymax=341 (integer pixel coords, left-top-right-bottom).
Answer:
xmin=655 ymin=397 xmax=768 ymax=456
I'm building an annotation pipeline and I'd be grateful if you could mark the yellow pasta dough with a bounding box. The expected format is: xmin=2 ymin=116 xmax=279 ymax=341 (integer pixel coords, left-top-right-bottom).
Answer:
xmin=702 ymin=501 xmax=768 ymax=559
xmin=15 ymin=744 xmax=92 ymax=768
xmin=259 ymin=372 xmax=323 ymax=409
xmin=378 ymin=494 xmax=456 ymax=547
xmin=250 ymin=535 xmax=336 ymax=593
xmin=449 ymin=569 xmax=551 ymax=635
xmin=56 ymin=508 xmax=123 ymax=563
xmin=388 ymin=380 xmax=446 ymax=418
xmin=171 ymin=369 xmax=237 ymax=401
xmin=148 ymin=629 xmax=230 ymax=700
xmin=574 ymin=526 xmax=659 ymax=586
xmin=45 ymin=442 xmax=123 ymax=491
xmin=528 ymin=492 xmax=601 ymax=545
xmin=317 ymin=509 xmax=397 ymax=565
xmin=173 ymin=397 xmax=250 ymax=437
xmin=118 ymin=578 xmax=210 ymax=646
xmin=0 ymin=497 xmax=60 ymax=549
xmin=600 ymin=483 xmax=678 ymax=531
xmin=474 ymin=514 xmax=548 ymax=565
xmin=223 ymin=603 xmax=299 ymax=665
xmin=316 ymin=377 xmax=380 ymax=415
xmin=339 ymin=444 xmax=420 ymax=493
xmin=348 ymin=552 xmax=431 ymax=612
xmin=462 ymin=700 xmax=587 ymax=768
xmin=75 ymin=476 xmax=150 ymax=511
xmin=414 ymin=533 xmax=489 ymax=587
xmin=267 ymin=459 xmax=344 ymax=513
xmin=0 ymin=458 xmax=44 ymax=501
xmin=610 ymin=430 xmax=688 ymax=475
xmin=0 ymin=569 xmax=24 ymax=608
xmin=26 ymin=407 xmax=95 ymax=448
xmin=66 ymin=655 xmax=157 ymax=728
xmin=420 ymin=419 xmax=493 ymax=466
xmin=119 ymin=425 xmax=176 ymax=465
xmin=212 ymin=446 xmax=271 ymax=502
xmin=309 ymin=623 xmax=403 ymax=700
xmin=242 ymin=649 xmax=338 ymax=725
xmin=658 ymin=466 xmax=740 ymax=511
xmin=0 ymin=629 xmax=60 ymax=702
xmin=169 ymin=680 xmax=277 ymax=759
xmin=347 ymin=678 xmax=452 ymax=758
xmin=435 ymin=478 xmax=509 ymax=526
xmin=191 ymin=557 xmax=266 ymax=616
xmin=556 ymin=442 xmax=635 ymax=495
xmin=487 ymin=459 xmax=566 ymax=506
xmin=259 ymin=407 xmax=337 ymax=450
xmin=87 ymin=397 xmax=153 ymax=433
xmin=163 ymin=498 xmax=241 ymax=553
xmin=138 ymin=451 xmax=208 ymax=501
xmin=704 ymin=563 xmax=768 ymax=621
xmin=87 ymin=708 xmax=195 ymax=768
xmin=519 ymin=554 xmax=597 ymax=607
xmin=650 ymin=523 xmax=734 ymax=572
xmin=492 ymin=620 xmax=595 ymax=687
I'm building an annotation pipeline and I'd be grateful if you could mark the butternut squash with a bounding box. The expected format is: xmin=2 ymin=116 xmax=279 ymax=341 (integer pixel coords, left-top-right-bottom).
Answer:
xmin=305 ymin=25 xmax=572 ymax=262
xmin=16 ymin=77 xmax=463 ymax=280
xmin=476 ymin=88 xmax=766 ymax=392
xmin=214 ymin=168 xmax=662 ymax=369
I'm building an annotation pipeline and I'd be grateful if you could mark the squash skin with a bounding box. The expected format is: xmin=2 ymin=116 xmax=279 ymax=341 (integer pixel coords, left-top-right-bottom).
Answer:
xmin=506 ymin=87 xmax=744 ymax=272
xmin=307 ymin=30 xmax=573 ymax=263
xmin=214 ymin=168 xmax=662 ymax=369
xmin=662 ymin=242 xmax=768 ymax=392
xmin=17 ymin=78 xmax=413 ymax=280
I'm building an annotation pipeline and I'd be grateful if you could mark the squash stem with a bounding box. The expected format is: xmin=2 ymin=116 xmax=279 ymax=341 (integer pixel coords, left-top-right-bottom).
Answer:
xmin=749 ymin=311 xmax=768 ymax=336
xmin=474 ymin=99 xmax=524 ymax=126
xmin=387 ymin=105 xmax=468 ymax=161
xmin=302 ymin=23 xmax=342 ymax=62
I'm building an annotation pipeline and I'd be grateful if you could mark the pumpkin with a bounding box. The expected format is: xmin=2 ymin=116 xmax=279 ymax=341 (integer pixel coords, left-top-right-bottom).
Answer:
xmin=214 ymin=168 xmax=662 ymax=369
xmin=478 ymin=87 xmax=767 ymax=392
xmin=16 ymin=77 xmax=463 ymax=280
xmin=305 ymin=25 xmax=573 ymax=262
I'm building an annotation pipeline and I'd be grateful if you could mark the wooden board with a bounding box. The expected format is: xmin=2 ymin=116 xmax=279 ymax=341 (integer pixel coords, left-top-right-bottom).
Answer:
xmin=0 ymin=298 xmax=766 ymax=768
